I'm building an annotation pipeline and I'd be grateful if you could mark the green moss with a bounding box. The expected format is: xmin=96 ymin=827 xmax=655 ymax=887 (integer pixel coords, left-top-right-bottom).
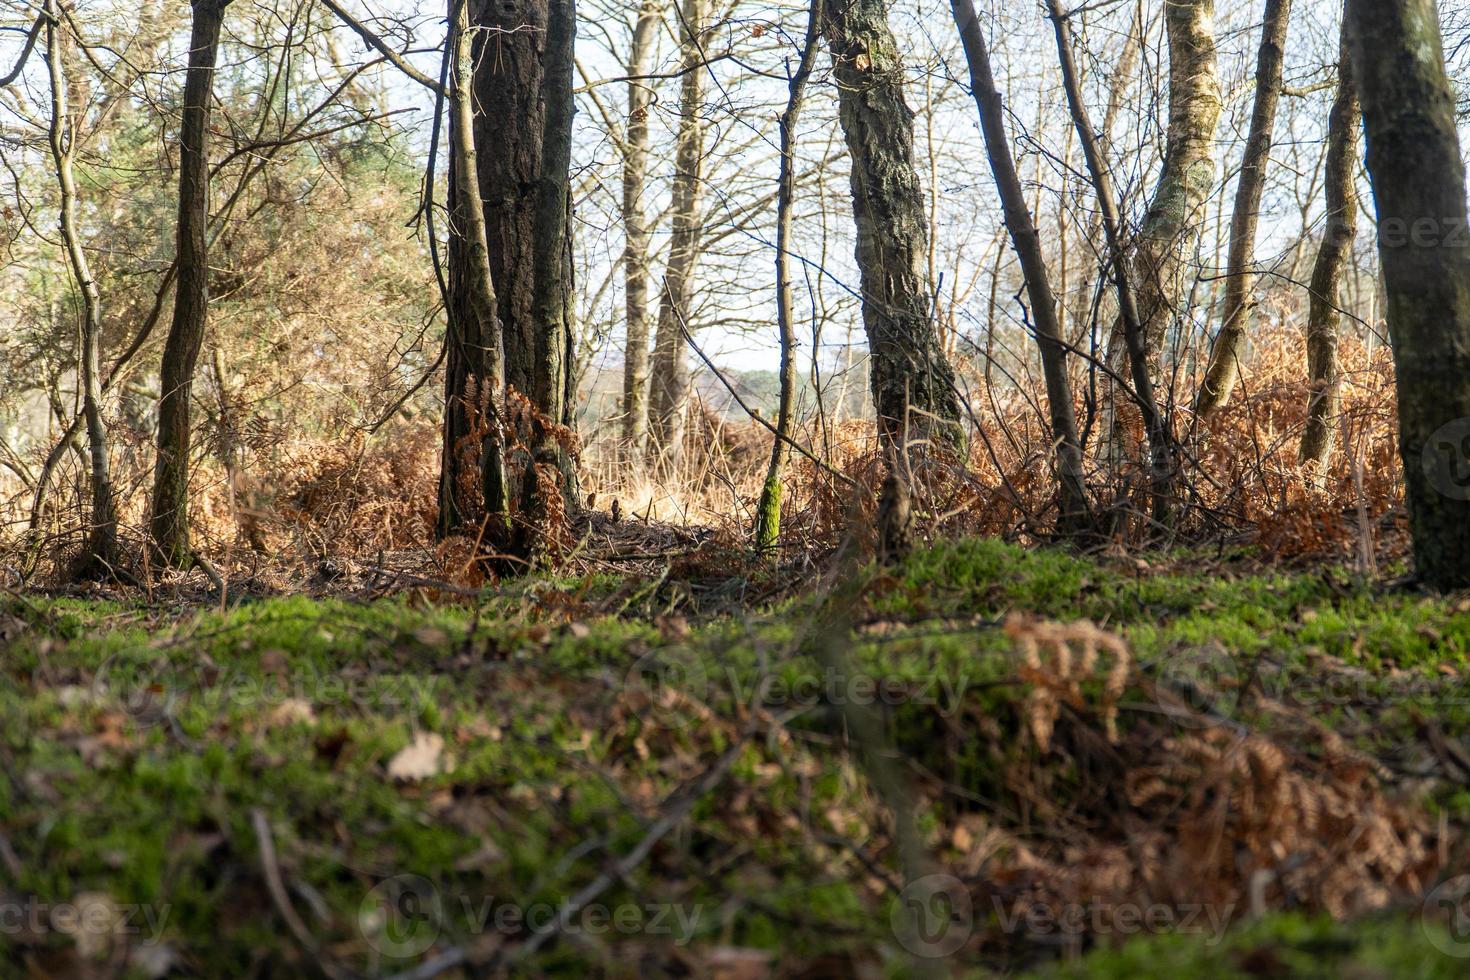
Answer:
xmin=2 ymin=539 xmax=1465 ymax=974
xmin=1028 ymin=912 xmax=1467 ymax=979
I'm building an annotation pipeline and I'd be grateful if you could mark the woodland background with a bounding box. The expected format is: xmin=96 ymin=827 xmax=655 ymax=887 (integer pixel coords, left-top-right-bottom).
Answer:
xmin=4 ymin=1 xmax=1470 ymax=977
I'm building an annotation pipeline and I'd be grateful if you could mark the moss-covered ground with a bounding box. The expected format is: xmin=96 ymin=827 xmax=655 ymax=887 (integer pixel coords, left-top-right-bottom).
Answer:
xmin=2 ymin=539 xmax=1467 ymax=977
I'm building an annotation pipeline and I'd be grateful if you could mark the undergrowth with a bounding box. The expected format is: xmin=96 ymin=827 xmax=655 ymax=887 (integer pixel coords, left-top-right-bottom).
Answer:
xmin=1 ymin=538 xmax=1466 ymax=977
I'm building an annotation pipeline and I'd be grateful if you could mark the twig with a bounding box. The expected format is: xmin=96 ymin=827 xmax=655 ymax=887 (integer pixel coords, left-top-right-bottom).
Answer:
xmin=501 ymin=731 xmax=755 ymax=968
xmin=0 ymin=831 xmax=23 ymax=882
xmin=670 ymin=292 xmax=856 ymax=489
xmin=194 ymin=553 xmax=226 ymax=607
xmin=251 ymin=808 xmax=357 ymax=980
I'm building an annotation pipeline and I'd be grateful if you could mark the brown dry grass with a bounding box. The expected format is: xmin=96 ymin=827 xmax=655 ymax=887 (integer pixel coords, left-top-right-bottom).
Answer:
xmin=0 ymin=323 xmax=1408 ymax=586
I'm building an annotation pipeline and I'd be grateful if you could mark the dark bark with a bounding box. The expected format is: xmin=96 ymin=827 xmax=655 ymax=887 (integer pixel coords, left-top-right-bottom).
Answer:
xmin=1197 ymin=0 xmax=1293 ymax=413
xmin=1347 ymin=0 xmax=1470 ymax=590
xmin=529 ymin=0 xmax=580 ymax=507
xmin=443 ymin=0 xmax=578 ymax=541
xmin=0 ymin=13 xmax=42 ymax=87
xmin=440 ymin=0 xmax=510 ymax=540
xmin=468 ymin=0 xmax=547 ymax=399
xmin=620 ymin=0 xmax=661 ymax=459
xmin=824 ymin=0 xmax=964 ymax=454
xmin=647 ymin=0 xmax=706 ymax=467
xmin=755 ymin=0 xmax=822 ymax=552
xmin=531 ymin=0 xmax=576 ymax=432
xmin=1299 ymin=28 xmax=1358 ymax=472
xmin=151 ymin=0 xmax=230 ymax=568
xmin=954 ymin=0 xmax=1091 ymax=533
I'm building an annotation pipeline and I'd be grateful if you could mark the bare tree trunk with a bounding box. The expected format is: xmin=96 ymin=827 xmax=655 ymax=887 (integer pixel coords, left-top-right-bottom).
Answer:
xmin=954 ymin=0 xmax=1091 ymax=533
xmin=471 ymin=0 xmax=547 ymax=399
xmin=441 ymin=0 xmax=510 ymax=540
xmin=1299 ymin=26 xmax=1358 ymax=472
xmin=1114 ymin=0 xmax=1220 ymax=367
xmin=620 ymin=0 xmax=660 ymax=461
xmin=1048 ymin=0 xmax=1176 ymax=527
xmin=151 ymin=0 xmax=230 ymax=568
xmin=1196 ymin=0 xmax=1293 ymax=413
xmin=647 ymin=0 xmax=706 ymax=468
xmin=45 ymin=3 xmax=118 ymax=575
xmin=824 ymin=0 xmax=964 ymax=454
xmin=529 ymin=0 xmax=579 ymax=498
xmin=755 ymin=0 xmax=822 ymax=552
xmin=1347 ymin=0 xmax=1470 ymax=590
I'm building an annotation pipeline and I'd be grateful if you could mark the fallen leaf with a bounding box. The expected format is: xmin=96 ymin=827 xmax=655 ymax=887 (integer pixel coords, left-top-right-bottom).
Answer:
xmin=387 ymin=732 xmax=448 ymax=781
xmin=130 ymin=943 xmax=180 ymax=979
xmin=268 ymin=698 xmax=316 ymax=727
xmin=706 ymin=946 xmax=771 ymax=980
xmin=61 ymin=891 xmax=120 ymax=959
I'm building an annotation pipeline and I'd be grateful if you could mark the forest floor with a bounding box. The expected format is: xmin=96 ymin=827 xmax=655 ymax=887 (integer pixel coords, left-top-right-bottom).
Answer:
xmin=3 ymin=535 xmax=1469 ymax=978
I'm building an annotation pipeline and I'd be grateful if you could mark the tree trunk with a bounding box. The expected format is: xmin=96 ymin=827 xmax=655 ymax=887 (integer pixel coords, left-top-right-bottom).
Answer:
xmin=1115 ymin=0 xmax=1220 ymax=366
xmin=647 ymin=0 xmax=706 ymax=469
xmin=755 ymin=0 xmax=822 ymax=552
xmin=151 ymin=0 xmax=230 ymax=568
xmin=1347 ymin=0 xmax=1470 ymax=590
xmin=440 ymin=0 xmax=510 ymax=541
xmin=824 ymin=0 xmax=964 ymax=455
xmin=469 ymin=0 xmax=547 ymax=400
xmin=45 ymin=4 xmax=118 ymax=575
xmin=1196 ymin=0 xmax=1293 ymax=414
xmin=1299 ymin=26 xmax=1358 ymax=473
xmin=954 ymin=0 xmax=1091 ymax=533
xmin=531 ymin=0 xmax=577 ymax=448
xmin=1047 ymin=0 xmax=1178 ymax=527
xmin=620 ymin=0 xmax=660 ymax=460
xmin=519 ymin=0 xmax=581 ymax=532
xmin=443 ymin=0 xmax=578 ymax=544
